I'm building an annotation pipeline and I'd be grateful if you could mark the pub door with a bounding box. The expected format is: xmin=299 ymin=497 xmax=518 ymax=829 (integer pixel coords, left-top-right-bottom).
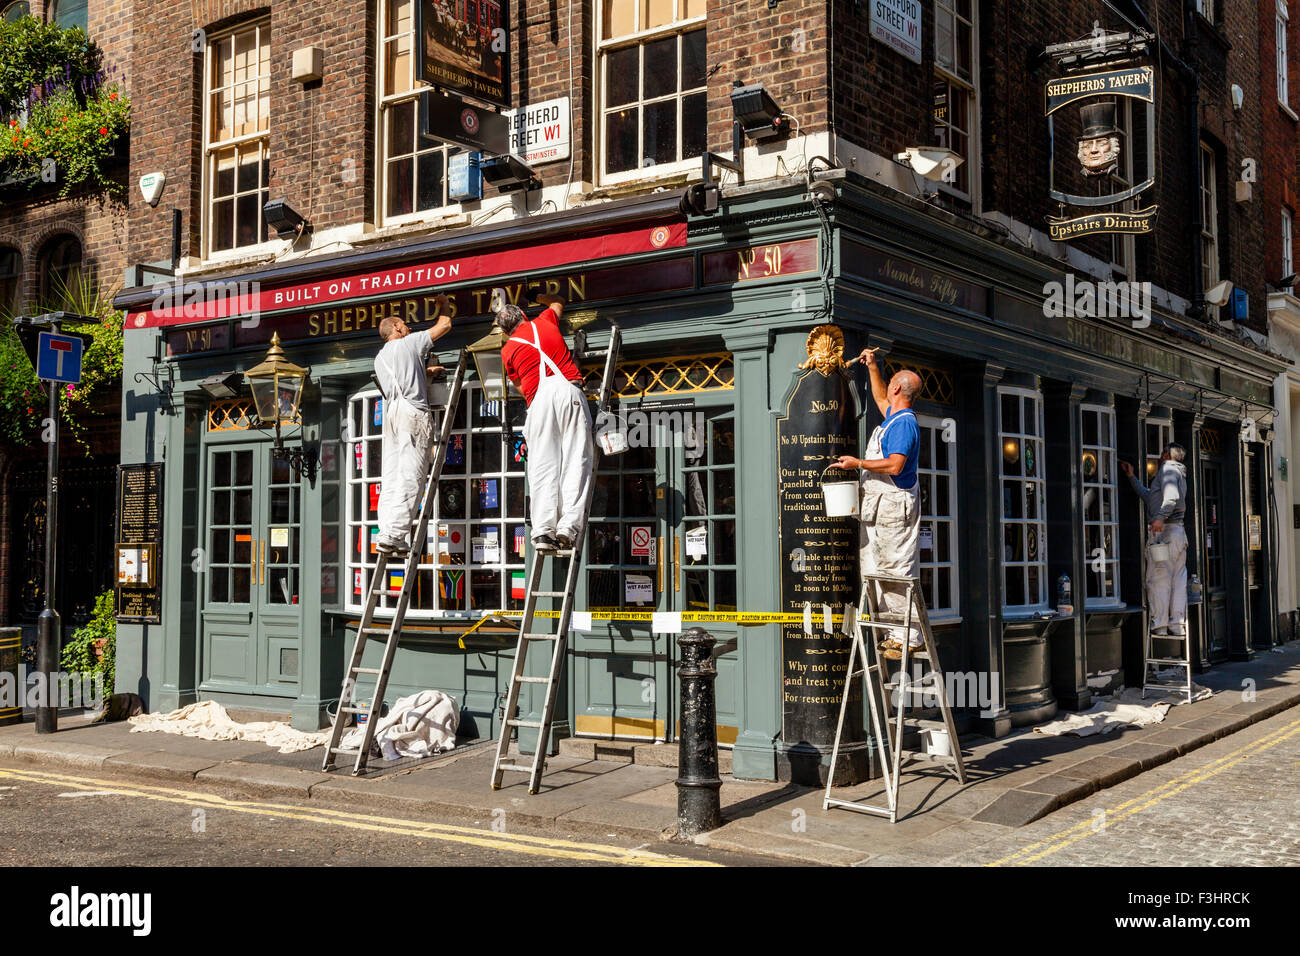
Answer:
xmin=198 ymin=439 xmax=304 ymax=700
xmin=569 ymin=398 xmax=740 ymax=744
xmin=1201 ymin=458 xmax=1229 ymax=662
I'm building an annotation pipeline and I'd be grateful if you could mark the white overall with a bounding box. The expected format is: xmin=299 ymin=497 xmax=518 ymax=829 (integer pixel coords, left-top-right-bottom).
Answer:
xmin=859 ymin=409 xmax=922 ymax=644
xmin=376 ymin=390 xmax=434 ymax=549
xmin=509 ymin=322 xmax=593 ymax=542
xmin=1147 ymin=524 xmax=1188 ymax=632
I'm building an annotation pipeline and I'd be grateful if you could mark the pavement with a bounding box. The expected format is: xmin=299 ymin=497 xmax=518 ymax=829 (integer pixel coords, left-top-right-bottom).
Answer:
xmin=2 ymin=641 xmax=1298 ymax=866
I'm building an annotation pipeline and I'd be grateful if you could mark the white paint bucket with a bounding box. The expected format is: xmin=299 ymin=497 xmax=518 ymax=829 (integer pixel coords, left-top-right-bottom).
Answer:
xmin=821 ymin=464 xmax=860 ymax=517
xmin=922 ymin=727 xmax=951 ymax=757
xmin=1149 ymin=534 xmax=1170 ymax=563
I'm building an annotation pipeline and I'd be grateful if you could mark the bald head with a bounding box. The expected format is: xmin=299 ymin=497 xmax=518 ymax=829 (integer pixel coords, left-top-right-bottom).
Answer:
xmin=890 ymin=370 xmax=921 ymax=406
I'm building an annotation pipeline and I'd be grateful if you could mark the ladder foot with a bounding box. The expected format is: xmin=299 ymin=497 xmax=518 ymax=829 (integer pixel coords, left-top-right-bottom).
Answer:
xmin=528 ymin=788 xmax=538 ymax=795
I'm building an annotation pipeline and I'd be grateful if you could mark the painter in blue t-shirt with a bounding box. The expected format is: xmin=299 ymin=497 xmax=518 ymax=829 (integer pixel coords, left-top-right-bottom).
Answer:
xmin=879 ymin=407 xmax=920 ymax=490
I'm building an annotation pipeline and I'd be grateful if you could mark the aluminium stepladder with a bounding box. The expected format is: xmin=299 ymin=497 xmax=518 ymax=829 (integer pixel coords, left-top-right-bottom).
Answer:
xmin=490 ymin=324 xmax=621 ymax=794
xmin=322 ymin=350 xmax=468 ymax=775
xmin=1141 ymin=625 xmax=1194 ymax=704
xmin=823 ymin=571 xmax=966 ymax=823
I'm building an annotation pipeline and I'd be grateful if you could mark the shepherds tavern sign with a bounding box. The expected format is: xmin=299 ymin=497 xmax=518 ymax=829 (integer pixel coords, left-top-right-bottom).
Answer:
xmin=1045 ymin=63 xmax=1158 ymax=239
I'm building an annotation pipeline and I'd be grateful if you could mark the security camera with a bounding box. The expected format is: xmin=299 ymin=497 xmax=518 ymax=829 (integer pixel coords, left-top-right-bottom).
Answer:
xmin=1205 ymin=279 xmax=1234 ymax=308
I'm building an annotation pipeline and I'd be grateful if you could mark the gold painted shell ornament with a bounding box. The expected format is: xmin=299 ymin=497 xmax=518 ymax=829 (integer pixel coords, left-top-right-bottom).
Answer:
xmin=798 ymin=324 xmax=846 ymax=375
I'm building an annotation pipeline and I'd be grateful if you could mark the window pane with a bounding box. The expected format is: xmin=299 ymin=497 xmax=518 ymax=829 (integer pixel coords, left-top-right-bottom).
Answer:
xmin=682 ymin=29 xmax=706 ymax=89
xmin=603 ymin=0 xmax=636 ymax=40
xmin=643 ymin=98 xmax=678 ymax=166
xmin=682 ymin=91 xmax=707 ymax=160
xmin=643 ymin=36 xmax=678 ymax=99
xmin=416 ymin=148 xmax=445 ymax=211
xmin=642 ymin=0 xmax=675 ymax=30
xmin=387 ymin=157 xmax=414 ymax=218
xmin=212 ymin=200 xmax=234 ymax=252
xmin=606 ymin=46 xmax=640 ymax=107
xmin=605 ymin=108 xmax=639 ymax=174
xmin=1001 ymin=393 xmax=1019 ymax=433
xmin=236 ymin=193 xmax=260 ymax=247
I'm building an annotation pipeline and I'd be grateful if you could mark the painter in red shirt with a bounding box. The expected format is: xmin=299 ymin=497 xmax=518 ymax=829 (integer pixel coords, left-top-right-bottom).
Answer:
xmin=498 ymin=294 xmax=592 ymax=553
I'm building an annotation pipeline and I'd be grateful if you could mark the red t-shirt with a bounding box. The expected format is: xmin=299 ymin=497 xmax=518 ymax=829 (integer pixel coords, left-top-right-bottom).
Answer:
xmin=500 ymin=307 xmax=582 ymax=405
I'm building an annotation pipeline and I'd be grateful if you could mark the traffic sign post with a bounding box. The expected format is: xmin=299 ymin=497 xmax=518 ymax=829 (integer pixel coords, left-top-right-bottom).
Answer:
xmin=11 ymin=313 xmax=93 ymax=734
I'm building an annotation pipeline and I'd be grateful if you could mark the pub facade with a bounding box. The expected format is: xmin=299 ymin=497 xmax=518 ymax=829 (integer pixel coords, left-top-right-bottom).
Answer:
xmin=112 ymin=0 xmax=1288 ymax=783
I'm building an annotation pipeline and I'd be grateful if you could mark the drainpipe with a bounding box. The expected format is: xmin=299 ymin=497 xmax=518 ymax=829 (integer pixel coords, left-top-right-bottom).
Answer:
xmin=1129 ymin=2 xmax=1205 ymax=322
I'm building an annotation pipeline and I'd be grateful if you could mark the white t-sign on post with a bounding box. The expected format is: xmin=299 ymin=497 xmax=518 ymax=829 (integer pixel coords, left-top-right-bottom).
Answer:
xmin=502 ymin=97 xmax=571 ymax=165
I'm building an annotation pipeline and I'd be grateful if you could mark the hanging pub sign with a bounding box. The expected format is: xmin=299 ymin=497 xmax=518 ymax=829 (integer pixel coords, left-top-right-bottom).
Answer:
xmin=420 ymin=90 xmax=510 ymax=155
xmin=415 ymin=0 xmax=510 ymax=109
xmin=1044 ymin=64 xmax=1158 ymax=240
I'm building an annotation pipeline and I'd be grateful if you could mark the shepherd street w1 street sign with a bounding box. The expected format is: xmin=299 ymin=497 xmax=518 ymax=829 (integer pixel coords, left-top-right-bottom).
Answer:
xmin=36 ymin=331 xmax=84 ymax=384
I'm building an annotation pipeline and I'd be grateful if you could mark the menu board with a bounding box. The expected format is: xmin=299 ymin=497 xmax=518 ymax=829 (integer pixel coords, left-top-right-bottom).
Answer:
xmin=115 ymin=463 xmax=163 ymax=623
xmin=776 ymin=364 xmax=863 ymax=770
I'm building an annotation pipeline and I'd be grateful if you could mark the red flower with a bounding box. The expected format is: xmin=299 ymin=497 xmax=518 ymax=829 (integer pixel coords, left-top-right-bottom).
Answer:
xmin=98 ymin=127 xmax=108 ymax=136
xmin=109 ymin=93 xmax=118 ymax=101
xmin=10 ymin=136 xmax=16 ymax=143
xmin=22 ymin=138 xmax=29 ymax=146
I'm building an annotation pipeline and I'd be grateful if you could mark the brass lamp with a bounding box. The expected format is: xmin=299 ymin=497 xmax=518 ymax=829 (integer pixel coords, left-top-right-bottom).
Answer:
xmin=467 ymin=323 xmax=512 ymax=403
xmin=244 ymin=332 xmax=317 ymax=482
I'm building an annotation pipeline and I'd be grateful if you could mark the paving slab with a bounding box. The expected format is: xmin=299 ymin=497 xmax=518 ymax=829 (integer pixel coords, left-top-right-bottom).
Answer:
xmin=696 ymin=826 xmax=868 ymax=866
xmin=1053 ymin=754 xmax=1143 ymax=788
xmin=1106 ymin=741 xmax=1179 ymax=770
xmin=971 ymin=788 xmax=1061 ymax=827
xmin=1014 ymin=773 xmax=1097 ymax=801
xmin=194 ymin=761 xmax=333 ymax=799
xmin=1140 ymin=726 xmax=1217 ymax=754
xmin=11 ymin=739 xmax=132 ymax=771
xmin=555 ymin=799 xmax=678 ymax=839
xmin=103 ymin=750 xmax=222 ymax=782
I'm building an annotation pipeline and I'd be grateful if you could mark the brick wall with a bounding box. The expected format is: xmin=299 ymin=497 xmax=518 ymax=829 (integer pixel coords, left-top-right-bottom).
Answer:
xmin=1259 ymin=0 xmax=1300 ymax=284
xmin=0 ymin=1 xmax=131 ymax=625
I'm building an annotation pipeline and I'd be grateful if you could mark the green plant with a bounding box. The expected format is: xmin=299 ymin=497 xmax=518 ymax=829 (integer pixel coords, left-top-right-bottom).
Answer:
xmin=60 ymin=588 xmax=115 ymax=696
xmin=0 ymin=270 xmax=124 ymax=450
xmin=0 ymin=15 xmax=128 ymax=197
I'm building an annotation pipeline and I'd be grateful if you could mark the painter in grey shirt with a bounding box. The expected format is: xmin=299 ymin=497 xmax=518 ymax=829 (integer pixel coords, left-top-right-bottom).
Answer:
xmin=1125 ymin=458 xmax=1187 ymax=526
xmin=375 ymin=323 xmax=437 ymax=409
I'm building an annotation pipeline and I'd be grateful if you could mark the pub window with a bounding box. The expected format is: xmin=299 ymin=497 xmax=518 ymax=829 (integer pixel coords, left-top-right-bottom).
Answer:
xmin=588 ymin=440 xmax=658 ymax=610
xmin=999 ymin=387 xmax=1047 ymax=609
xmin=597 ymin=0 xmax=706 ymax=184
xmin=1284 ymin=207 xmax=1294 ymax=279
xmin=0 ymin=247 xmax=19 ymax=312
xmin=1202 ymin=461 xmax=1224 ymax=591
xmin=1145 ymin=416 xmax=1173 ymax=482
xmin=1281 ymin=2 xmax=1291 ymax=108
xmin=1 ymin=3 xmax=29 ymax=22
xmin=38 ymin=234 xmax=81 ymax=306
xmin=345 ymin=382 xmax=527 ymax=616
xmin=204 ymin=22 xmax=271 ymax=256
xmin=378 ymin=0 xmax=464 ymax=224
xmin=1081 ymin=404 xmax=1120 ymax=606
xmin=933 ymin=0 xmax=977 ymax=200
xmin=681 ymin=412 xmax=737 ymax=613
xmin=917 ymin=415 xmax=959 ymax=618
xmin=49 ymin=0 xmax=87 ymax=31
xmin=1196 ymin=0 xmax=1216 ymax=22
xmin=1200 ymin=141 xmax=1220 ymax=319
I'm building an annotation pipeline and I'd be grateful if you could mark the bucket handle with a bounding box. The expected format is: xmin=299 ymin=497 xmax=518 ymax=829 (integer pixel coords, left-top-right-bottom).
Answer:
xmin=821 ymin=463 xmax=860 ymax=482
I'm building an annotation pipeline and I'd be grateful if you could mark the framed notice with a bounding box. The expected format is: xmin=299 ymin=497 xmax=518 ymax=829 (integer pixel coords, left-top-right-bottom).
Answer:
xmin=416 ymin=0 xmax=510 ymax=109
xmin=115 ymin=463 xmax=164 ymax=624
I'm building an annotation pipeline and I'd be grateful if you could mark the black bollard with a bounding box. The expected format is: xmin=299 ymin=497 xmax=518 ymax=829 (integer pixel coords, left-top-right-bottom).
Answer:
xmin=676 ymin=627 xmax=722 ymax=838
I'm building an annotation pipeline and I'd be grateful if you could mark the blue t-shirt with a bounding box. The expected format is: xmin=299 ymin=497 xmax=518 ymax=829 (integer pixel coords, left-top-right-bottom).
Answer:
xmin=879 ymin=408 xmax=920 ymax=490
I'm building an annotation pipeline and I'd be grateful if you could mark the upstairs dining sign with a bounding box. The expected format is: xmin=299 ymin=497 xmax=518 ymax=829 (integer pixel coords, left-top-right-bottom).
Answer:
xmin=1044 ymin=62 xmax=1159 ymax=241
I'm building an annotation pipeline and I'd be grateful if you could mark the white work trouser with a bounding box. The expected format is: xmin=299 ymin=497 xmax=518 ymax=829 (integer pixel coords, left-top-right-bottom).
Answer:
xmin=377 ymin=396 xmax=433 ymax=547
xmin=524 ymin=377 xmax=593 ymax=541
xmin=1147 ymin=523 xmax=1188 ymax=631
xmin=858 ymin=416 xmax=921 ymax=644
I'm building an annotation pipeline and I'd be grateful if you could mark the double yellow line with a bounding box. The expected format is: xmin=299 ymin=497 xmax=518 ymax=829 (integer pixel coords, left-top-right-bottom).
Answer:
xmin=0 ymin=766 xmax=718 ymax=866
xmin=987 ymin=714 xmax=1300 ymax=866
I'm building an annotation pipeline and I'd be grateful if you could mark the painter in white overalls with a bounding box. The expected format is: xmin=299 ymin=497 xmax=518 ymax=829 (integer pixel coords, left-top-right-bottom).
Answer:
xmin=833 ymin=352 xmax=923 ymax=652
xmin=373 ymin=297 xmax=454 ymax=553
xmin=499 ymin=297 xmax=593 ymax=550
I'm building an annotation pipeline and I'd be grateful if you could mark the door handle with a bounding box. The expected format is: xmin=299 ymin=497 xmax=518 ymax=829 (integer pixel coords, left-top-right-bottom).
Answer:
xmin=673 ymin=536 xmax=680 ymax=592
xmin=250 ymin=538 xmax=257 ymax=589
xmin=657 ymin=537 xmax=664 ymax=592
xmin=259 ymin=538 xmax=266 ymax=586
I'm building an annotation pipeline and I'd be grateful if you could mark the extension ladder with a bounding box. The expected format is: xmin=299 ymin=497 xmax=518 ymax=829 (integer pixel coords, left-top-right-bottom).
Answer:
xmin=824 ymin=571 xmax=966 ymax=823
xmin=322 ymin=350 xmax=468 ymax=775
xmin=1141 ymin=625 xmax=1194 ymax=704
xmin=490 ymin=324 xmax=621 ymax=794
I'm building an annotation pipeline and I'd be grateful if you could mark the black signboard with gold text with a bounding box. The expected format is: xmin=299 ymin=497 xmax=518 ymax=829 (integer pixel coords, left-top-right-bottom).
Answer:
xmin=115 ymin=463 xmax=163 ymax=624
